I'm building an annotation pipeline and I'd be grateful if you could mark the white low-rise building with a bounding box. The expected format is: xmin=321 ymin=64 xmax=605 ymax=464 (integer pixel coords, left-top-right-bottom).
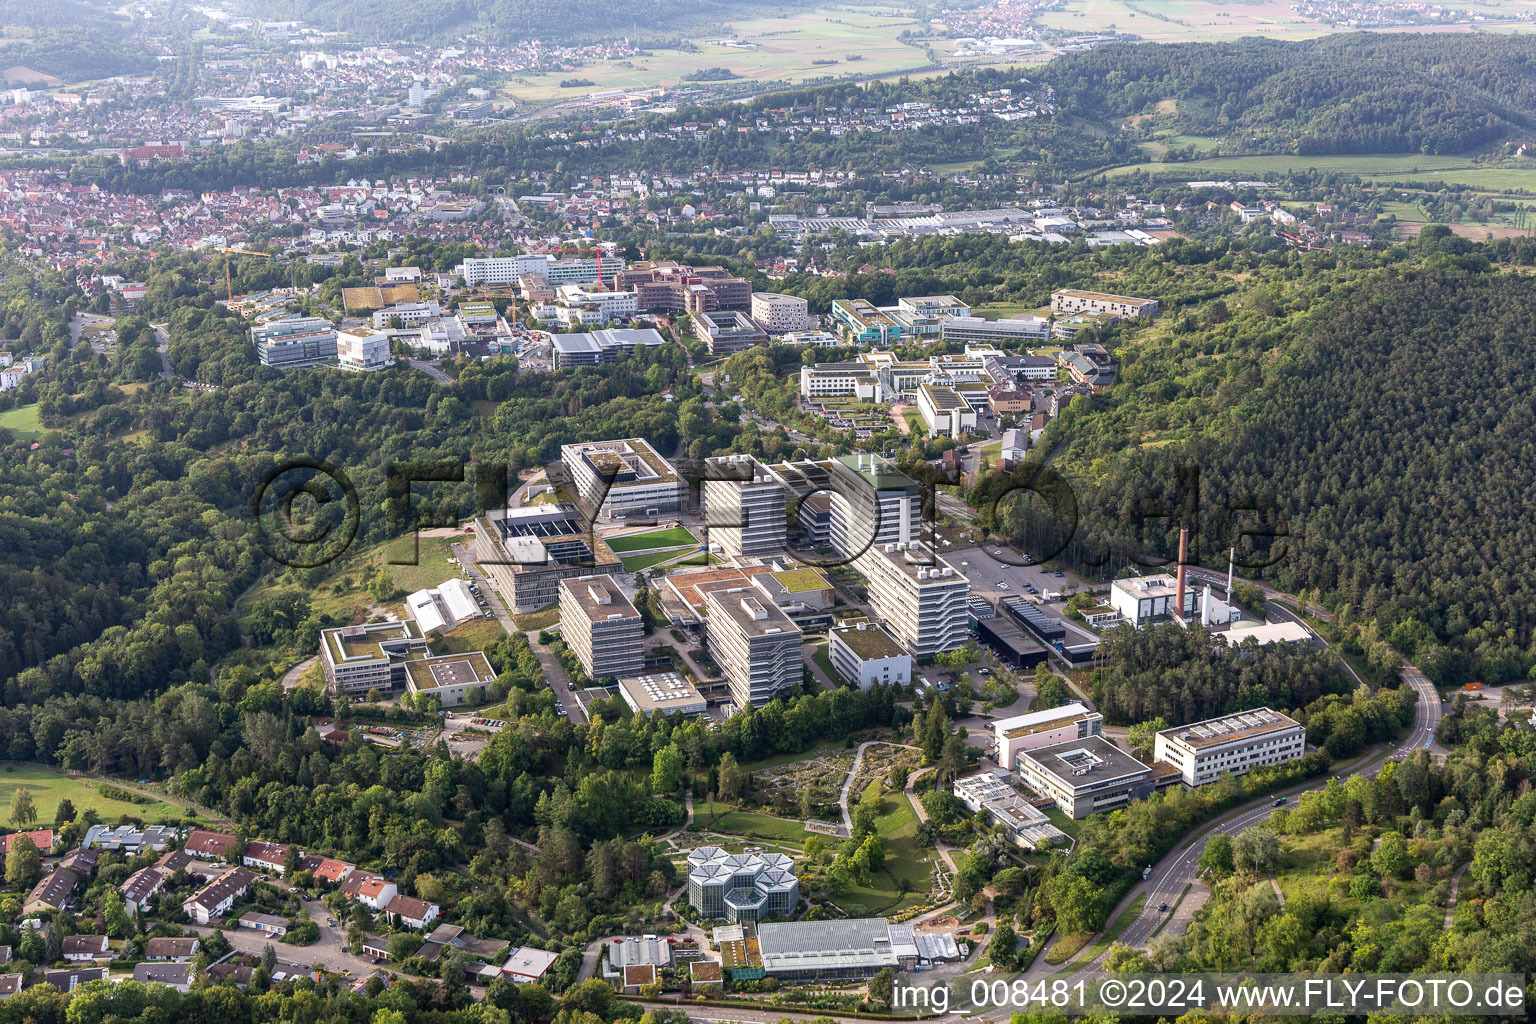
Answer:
xmin=827 ymin=622 xmax=911 ymax=690
xmin=336 ymin=326 xmax=392 ymax=371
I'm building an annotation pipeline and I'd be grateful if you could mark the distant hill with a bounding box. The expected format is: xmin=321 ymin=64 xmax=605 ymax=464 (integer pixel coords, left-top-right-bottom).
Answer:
xmin=1047 ymin=33 xmax=1536 ymax=156
xmin=244 ymin=0 xmax=824 ymax=44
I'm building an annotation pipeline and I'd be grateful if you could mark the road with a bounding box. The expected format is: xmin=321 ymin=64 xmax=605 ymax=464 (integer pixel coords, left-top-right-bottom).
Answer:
xmin=193 ymin=896 xmax=375 ymax=977
xmin=449 ymin=540 xmax=585 ymax=725
xmin=151 ymin=323 xmax=175 ymax=379
xmin=1046 ymin=656 xmax=1443 ymax=976
xmin=408 ymin=359 xmax=452 ymax=384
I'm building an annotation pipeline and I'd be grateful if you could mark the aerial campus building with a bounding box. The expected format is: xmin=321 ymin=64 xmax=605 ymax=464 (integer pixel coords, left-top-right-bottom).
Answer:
xmin=251 ymin=316 xmax=337 ymax=369
xmin=471 ymin=504 xmax=621 ymax=614
xmin=558 ymin=574 xmax=644 ymax=681
xmin=318 ymin=620 xmax=495 ymax=706
xmin=1153 ymin=707 xmax=1306 ymax=787
xmin=686 ymin=847 xmax=799 ymax=924
xmin=730 ymin=918 xmax=961 ymax=982
xmin=853 ymin=540 xmax=970 ymax=658
xmin=1049 ymin=289 xmax=1159 ymax=319
xmin=704 ymin=587 xmax=801 ymax=709
xmin=702 ymin=454 xmax=789 ymax=560
xmin=1013 ymin=734 xmax=1155 ymax=819
xmin=990 ymin=702 xmax=1104 ymax=769
xmin=768 ymin=453 xmax=922 ymax=558
xmin=560 ymin=438 xmax=686 ymax=521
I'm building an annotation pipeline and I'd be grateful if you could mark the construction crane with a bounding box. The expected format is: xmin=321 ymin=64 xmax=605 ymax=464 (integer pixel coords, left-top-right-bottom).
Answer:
xmin=219 ymin=246 xmax=274 ymax=304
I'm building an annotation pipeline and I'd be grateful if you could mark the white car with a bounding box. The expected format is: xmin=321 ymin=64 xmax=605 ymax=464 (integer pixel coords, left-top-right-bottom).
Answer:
xmin=997 ymin=582 xmax=1010 ymax=591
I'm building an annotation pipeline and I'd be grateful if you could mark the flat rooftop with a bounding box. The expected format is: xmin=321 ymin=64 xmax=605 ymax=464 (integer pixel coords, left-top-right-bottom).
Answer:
xmin=560 ymin=574 xmax=640 ymax=623
xmin=756 ymin=918 xmax=896 ymax=972
xmin=921 ymin=382 xmax=968 ymax=410
xmin=705 ymin=587 xmax=798 ymax=639
xmin=862 ymin=541 xmax=967 ymax=586
xmin=619 ymin=672 xmax=706 ymax=714
xmin=771 ymin=568 xmax=832 ymax=594
xmin=1113 ymin=573 xmax=1180 ymax=599
xmin=994 ymin=702 xmax=1097 ymax=738
xmin=403 ymin=651 xmax=495 ymax=689
xmin=830 ymin=623 xmax=906 ymax=661
xmin=1019 ymin=734 xmax=1150 ymax=787
xmin=1158 ymin=707 xmax=1301 ymax=749
xmin=665 ymin=565 xmax=775 ymax=609
xmin=1054 ymin=289 xmax=1153 ymax=304
xmin=324 ymin=620 xmax=420 ymax=662
xmin=564 ymin=438 xmax=679 ymax=485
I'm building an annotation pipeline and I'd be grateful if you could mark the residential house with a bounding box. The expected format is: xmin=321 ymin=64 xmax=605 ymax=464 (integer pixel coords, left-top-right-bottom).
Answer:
xmin=184 ymin=830 xmax=242 ymax=861
xmin=133 ymin=962 xmax=192 ymax=992
xmin=0 ymin=830 xmax=53 ymax=856
xmin=120 ymin=867 xmax=167 ymax=916
xmin=339 ymin=872 xmax=397 ymax=911
xmin=40 ymin=966 xmax=106 ymax=992
xmin=143 ymin=937 xmax=200 ymax=961
xmin=502 ymin=947 xmax=559 ymax=984
xmin=385 ymin=895 xmax=440 ymax=930
xmin=24 ymin=867 xmax=77 ymax=915
xmin=0 ymin=973 xmax=21 ymax=999
xmin=61 ymin=935 xmax=108 ymax=961
xmin=182 ymin=867 xmax=257 ymax=925
xmin=242 ymin=840 xmax=292 ymax=875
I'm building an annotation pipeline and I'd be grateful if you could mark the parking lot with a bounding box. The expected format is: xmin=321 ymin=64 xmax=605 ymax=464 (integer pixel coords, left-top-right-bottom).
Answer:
xmin=950 ymin=544 xmax=1102 ymax=647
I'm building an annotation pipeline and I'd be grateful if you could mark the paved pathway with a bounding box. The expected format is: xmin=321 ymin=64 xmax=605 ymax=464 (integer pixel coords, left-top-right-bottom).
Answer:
xmin=1444 ymin=862 xmax=1470 ymax=929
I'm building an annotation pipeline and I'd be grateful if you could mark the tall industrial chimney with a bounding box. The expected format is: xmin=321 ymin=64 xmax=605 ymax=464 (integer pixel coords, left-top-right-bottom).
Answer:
xmin=1175 ymin=527 xmax=1189 ymax=621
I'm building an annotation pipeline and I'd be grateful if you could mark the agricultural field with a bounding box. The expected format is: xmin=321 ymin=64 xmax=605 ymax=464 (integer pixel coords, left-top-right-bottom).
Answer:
xmin=499 ymin=4 xmax=937 ymax=107
xmin=1103 ymin=151 xmax=1536 ymax=192
xmin=0 ymin=765 xmax=192 ymax=825
xmin=1039 ymin=0 xmax=1328 ymax=43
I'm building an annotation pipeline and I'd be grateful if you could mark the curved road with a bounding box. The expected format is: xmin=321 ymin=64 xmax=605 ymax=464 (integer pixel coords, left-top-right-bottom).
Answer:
xmin=1044 ymin=658 xmax=1441 ymax=978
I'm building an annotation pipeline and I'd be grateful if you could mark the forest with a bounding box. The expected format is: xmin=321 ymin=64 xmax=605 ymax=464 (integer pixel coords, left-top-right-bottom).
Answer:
xmin=1047 ymin=33 xmax=1536 ymax=156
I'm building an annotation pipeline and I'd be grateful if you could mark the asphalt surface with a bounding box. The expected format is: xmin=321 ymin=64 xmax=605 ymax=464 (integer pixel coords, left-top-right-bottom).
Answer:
xmin=1047 ymin=658 xmax=1442 ymax=978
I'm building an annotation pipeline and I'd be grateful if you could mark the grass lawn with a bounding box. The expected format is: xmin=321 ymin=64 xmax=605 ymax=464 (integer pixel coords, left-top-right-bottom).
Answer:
xmin=829 ymin=781 xmax=932 ymax=917
xmin=1043 ymin=807 xmax=1081 ymax=840
xmin=430 ymin=619 xmax=507 ymax=654
xmin=0 ymin=765 xmax=191 ymax=825
xmin=695 ymin=798 xmax=810 ymax=844
xmin=812 ymin=643 xmax=845 ymax=686
xmin=620 ymin=547 xmax=700 ymax=572
xmin=511 ymin=607 xmax=560 ymax=632
xmin=1044 ymin=929 xmax=1092 ymax=965
xmin=605 ymin=527 xmax=699 ymax=553
xmin=383 ymin=535 xmax=462 ymax=594
xmin=0 ymin=404 xmax=52 ymax=441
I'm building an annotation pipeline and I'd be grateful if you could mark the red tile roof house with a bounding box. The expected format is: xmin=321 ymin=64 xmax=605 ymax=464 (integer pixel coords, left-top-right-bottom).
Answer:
xmin=242 ymin=840 xmax=292 ymax=876
xmin=339 ymin=872 xmax=397 ymax=911
xmin=0 ymin=830 xmax=53 ymax=856
xmin=298 ymin=855 xmax=356 ymax=886
xmin=385 ymin=895 xmax=440 ymax=931
xmin=61 ymin=935 xmax=108 ymax=961
xmin=183 ymin=830 xmax=242 ymax=861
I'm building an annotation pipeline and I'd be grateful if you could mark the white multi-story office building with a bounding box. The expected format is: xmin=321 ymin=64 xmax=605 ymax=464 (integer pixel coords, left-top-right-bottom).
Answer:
xmin=916 ymin=382 xmax=977 ymax=438
xmin=336 ymin=326 xmax=392 ymax=371
xmin=555 ymin=283 xmax=638 ymax=326
xmin=1050 ymin=289 xmax=1159 ymax=319
xmin=703 ymin=454 xmax=788 ymax=559
xmin=252 ymin=316 xmax=337 ymax=369
xmin=373 ymin=301 xmax=442 ymax=329
xmin=940 ymin=315 xmax=1051 ymax=346
xmin=770 ymin=454 xmax=921 ymax=558
xmin=558 ymin=574 xmax=644 ymax=681
xmin=800 ymin=362 xmax=883 ymax=402
xmin=853 ymin=541 xmax=970 ymax=658
xmin=704 ymin=587 xmax=801 ymax=709
xmin=561 ymin=438 xmax=686 ymax=520
xmin=991 ymin=703 xmax=1103 ymax=769
xmin=750 ymin=292 xmax=812 ymax=334
xmin=1153 ymin=708 xmax=1305 ymax=787
xmin=461 ymin=255 xmax=551 ymax=287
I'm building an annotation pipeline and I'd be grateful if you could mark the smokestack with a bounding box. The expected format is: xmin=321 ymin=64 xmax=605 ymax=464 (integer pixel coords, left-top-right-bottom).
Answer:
xmin=1175 ymin=527 xmax=1189 ymax=621
xmin=1227 ymin=546 xmax=1235 ymax=602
